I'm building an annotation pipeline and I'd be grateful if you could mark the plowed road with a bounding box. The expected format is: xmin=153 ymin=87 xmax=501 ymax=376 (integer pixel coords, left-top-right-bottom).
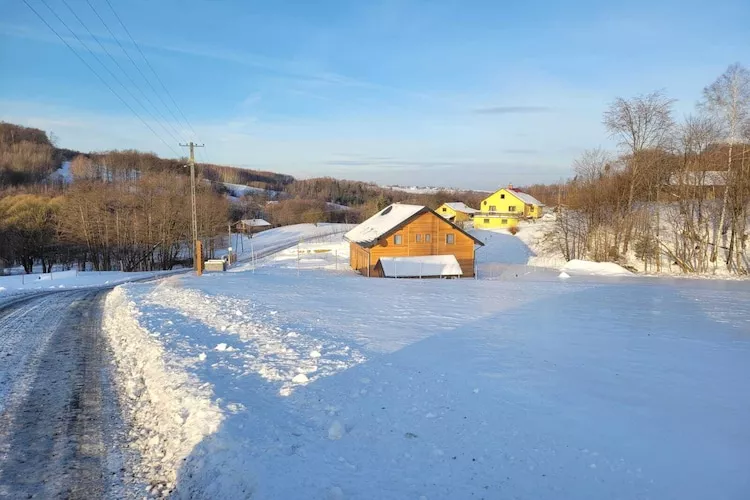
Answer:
xmin=0 ymin=290 xmax=133 ymax=499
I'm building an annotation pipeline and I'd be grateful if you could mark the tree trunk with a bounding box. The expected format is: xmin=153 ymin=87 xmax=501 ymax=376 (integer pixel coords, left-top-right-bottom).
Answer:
xmin=711 ymin=142 xmax=733 ymax=269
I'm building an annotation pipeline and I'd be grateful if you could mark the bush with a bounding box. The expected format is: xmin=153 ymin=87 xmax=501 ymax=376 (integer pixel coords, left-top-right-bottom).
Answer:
xmin=509 ymin=226 xmax=519 ymax=235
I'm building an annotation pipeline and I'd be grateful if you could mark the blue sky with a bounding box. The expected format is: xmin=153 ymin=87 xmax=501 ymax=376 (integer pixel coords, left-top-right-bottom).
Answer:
xmin=1 ymin=0 xmax=748 ymax=189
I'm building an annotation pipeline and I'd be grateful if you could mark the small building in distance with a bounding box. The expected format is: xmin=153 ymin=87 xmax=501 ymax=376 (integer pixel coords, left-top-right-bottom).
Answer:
xmin=435 ymin=202 xmax=479 ymax=223
xmin=237 ymin=218 xmax=272 ymax=234
xmin=344 ymin=203 xmax=484 ymax=278
xmin=474 ymin=185 xmax=545 ymax=229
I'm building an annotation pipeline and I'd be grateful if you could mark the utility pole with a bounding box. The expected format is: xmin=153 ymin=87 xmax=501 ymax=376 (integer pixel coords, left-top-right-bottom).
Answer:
xmin=180 ymin=142 xmax=204 ymax=275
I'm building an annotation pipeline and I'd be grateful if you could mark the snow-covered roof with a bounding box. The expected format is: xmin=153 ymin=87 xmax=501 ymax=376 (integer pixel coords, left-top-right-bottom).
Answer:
xmin=378 ymin=255 xmax=463 ymax=278
xmin=240 ymin=218 xmax=271 ymax=227
xmin=506 ymin=189 xmax=545 ymax=207
xmin=344 ymin=204 xmax=425 ymax=246
xmin=668 ymin=171 xmax=726 ymax=187
xmin=442 ymin=202 xmax=478 ymax=214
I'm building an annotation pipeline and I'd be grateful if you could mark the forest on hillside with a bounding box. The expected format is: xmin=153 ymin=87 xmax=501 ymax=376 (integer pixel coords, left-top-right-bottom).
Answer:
xmin=524 ymin=64 xmax=750 ymax=274
xmin=0 ymin=122 xmax=485 ymax=273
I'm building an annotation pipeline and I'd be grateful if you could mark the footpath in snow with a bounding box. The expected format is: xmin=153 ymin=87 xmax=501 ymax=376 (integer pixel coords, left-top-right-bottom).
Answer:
xmin=101 ymin=224 xmax=750 ymax=499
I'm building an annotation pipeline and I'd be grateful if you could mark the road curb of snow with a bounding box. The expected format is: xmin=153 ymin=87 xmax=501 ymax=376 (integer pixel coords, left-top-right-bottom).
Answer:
xmin=103 ymin=286 xmax=232 ymax=497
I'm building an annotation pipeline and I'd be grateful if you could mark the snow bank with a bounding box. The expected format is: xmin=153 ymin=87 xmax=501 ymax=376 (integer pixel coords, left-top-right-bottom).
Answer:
xmin=102 ymin=287 xmax=227 ymax=496
xmin=143 ymin=279 xmax=366 ymax=396
xmin=0 ymin=270 xmax=170 ymax=294
xmin=562 ymin=259 xmax=634 ymax=276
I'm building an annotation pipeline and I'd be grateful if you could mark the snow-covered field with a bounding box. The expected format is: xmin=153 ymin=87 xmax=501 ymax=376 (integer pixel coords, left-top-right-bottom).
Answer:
xmin=0 ymin=270 xmax=172 ymax=299
xmin=102 ymin=224 xmax=750 ymax=499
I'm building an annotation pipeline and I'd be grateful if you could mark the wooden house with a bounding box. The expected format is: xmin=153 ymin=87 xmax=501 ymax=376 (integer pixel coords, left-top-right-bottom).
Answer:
xmin=344 ymin=204 xmax=484 ymax=278
xmin=237 ymin=218 xmax=272 ymax=234
xmin=436 ymin=202 xmax=479 ymax=223
xmin=474 ymin=185 xmax=545 ymax=229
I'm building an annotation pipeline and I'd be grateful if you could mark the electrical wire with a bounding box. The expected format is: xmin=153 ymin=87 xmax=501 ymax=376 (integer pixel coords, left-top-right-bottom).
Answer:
xmin=58 ymin=0 xmax=183 ymax=145
xmin=103 ymin=0 xmax=199 ymax=138
xmin=21 ymin=0 xmax=179 ymax=156
xmin=83 ymin=0 xmax=188 ymax=143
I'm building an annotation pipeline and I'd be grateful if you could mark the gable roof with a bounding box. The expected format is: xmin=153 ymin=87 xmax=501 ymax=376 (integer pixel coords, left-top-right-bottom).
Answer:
xmin=442 ymin=202 xmax=478 ymax=214
xmin=344 ymin=203 xmax=484 ymax=247
xmin=501 ymin=188 xmax=545 ymax=206
xmin=668 ymin=171 xmax=726 ymax=187
xmin=240 ymin=218 xmax=271 ymax=227
xmin=377 ymin=255 xmax=463 ymax=278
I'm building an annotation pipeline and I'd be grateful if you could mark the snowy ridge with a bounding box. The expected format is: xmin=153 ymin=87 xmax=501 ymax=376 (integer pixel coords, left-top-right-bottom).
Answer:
xmin=102 ymin=288 xmax=225 ymax=496
xmin=143 ymin=279 xmax=367 ymax=396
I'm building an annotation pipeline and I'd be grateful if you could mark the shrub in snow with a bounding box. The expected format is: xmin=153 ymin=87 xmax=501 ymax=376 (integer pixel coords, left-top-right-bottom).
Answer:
xmin=509 ymin=226 xmax=519 ymax=235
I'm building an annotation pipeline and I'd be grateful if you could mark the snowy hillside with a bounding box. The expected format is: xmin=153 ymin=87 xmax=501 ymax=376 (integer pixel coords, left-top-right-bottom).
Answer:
xmin=47 ymin=160 xmax=73 ymax=184
xmin=102 ymin=226 xmax=750 ymax=498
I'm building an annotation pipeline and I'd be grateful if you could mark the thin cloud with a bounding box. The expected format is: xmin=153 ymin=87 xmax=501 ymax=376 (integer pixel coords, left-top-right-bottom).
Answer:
xmin=473 ymin=105 xmax=552 ymax=114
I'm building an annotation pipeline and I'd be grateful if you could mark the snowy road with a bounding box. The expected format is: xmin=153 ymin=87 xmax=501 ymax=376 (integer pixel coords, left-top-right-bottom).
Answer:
xmin=0 ymin=290 xmax=133 ymax=498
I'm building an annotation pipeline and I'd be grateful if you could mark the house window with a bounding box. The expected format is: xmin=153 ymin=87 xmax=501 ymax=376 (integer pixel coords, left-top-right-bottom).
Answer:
xmin=530 ymin=206 xmax=535 ymax=212
xmin=442 ymin=207 xmax=447 ymax=212
xmin=489 ymin=205 xmax=496 ymax=212
xmin=483 ymin=201 xmax=487 ymax=206
xmin=508 ymin=205 xmax=517 ymax=212
xmin=415 ymin=234 xmax=422 ymax=243
xmin=502 ymin=219 xmax=508 ymax=224
xmin=501 ymin=194 xmax=505 ymax=199
xmin=484 ymin=218 xmax=490 ymax=224
xmin=446 ymin=234 xmax=455 ymax=244
xmin=394 ymin=234 xmax=403 ymax=245
xmin=425 ymin=234 xmax=431 ymax=243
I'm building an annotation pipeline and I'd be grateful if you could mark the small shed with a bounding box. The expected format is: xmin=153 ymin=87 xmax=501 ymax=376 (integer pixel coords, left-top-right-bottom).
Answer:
xmin=237 ymin=218 xmax=272 ymax=234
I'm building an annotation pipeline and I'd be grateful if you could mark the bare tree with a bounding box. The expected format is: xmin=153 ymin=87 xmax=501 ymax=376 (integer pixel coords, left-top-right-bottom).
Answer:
xmin=701 ymin=63 xmax=750 ymax=269
xmin=603 ymin=91 xmax=676 ymax=251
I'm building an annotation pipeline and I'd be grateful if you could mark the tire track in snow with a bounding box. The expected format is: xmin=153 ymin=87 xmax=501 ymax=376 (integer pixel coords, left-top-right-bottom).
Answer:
xmin=142 ymin=280 xmax=367 ymax=396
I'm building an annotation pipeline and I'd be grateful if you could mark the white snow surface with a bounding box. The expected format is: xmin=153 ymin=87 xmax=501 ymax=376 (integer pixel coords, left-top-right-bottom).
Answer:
xmin=48 ymin=160 xmax=73 ymax=184
xmin=0 ymin=270 xmax=171 ymax=298
xmin=103 ymin=231 xmax=750 ymax=498
xmin=239 ymin=218 xmax=271 ymax=228
xmin=442 ymin=202 xmax=478 ymax=214
xmin=343 ymin=204 xmax=424 ymax=246
xmin=506 ymin=188 xmax=545 ymax=206
xmin=378 ymin=255 xmax=463 ymax=277
xmin=562 ymin=259 xmax=634 ymax=277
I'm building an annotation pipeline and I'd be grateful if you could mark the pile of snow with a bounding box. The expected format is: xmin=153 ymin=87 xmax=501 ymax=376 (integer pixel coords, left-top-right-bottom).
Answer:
xmin=102 ymin=287 xmax=225 ymax=496
xmin=562 ymin=259 xmax=634 ymax=277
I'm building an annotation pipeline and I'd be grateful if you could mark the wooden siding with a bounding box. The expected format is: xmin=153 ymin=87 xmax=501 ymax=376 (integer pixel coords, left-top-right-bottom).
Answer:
xmin=362 ymin=211 xmax=476 ymax=277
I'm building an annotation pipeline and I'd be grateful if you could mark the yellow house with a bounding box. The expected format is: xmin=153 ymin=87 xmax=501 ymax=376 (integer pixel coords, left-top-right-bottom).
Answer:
xmin=436 ymin=202 xmax=478 ymax=223
xmin=474 ymin=185 xmax=544 ymax=229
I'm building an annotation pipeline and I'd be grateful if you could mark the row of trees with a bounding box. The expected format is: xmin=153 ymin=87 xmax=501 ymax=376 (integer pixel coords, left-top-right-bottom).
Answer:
xmin=1 ymin=131 xmax=231 ymax=272
xmin=0 ymin=122 xmax=59 ymax=186
xmin=0 ymin=173 xmax=228 ymax=273
xmin=535 ymin=63 xmax=749 ymax=274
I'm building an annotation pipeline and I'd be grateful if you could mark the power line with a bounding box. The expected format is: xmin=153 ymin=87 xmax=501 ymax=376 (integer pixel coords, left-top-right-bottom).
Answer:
xmin=22 ymin=0 xmax=179 ymax=156
xmin=83 ymin=0 xmax=188 ymax=143
xmin=103 ymin=0 xmax=198 ymax=139
xmin=58 ymin=0 xmax=183 ymax=145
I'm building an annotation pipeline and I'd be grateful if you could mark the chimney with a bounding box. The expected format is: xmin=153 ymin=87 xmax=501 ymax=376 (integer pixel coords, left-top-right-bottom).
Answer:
xmin=508 ymin=183 xmax=513 ymax=189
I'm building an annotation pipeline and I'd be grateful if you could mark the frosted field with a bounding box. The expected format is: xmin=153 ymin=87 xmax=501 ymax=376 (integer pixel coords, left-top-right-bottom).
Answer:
xmin=102 ymin=226 xmax=750 ymax=499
